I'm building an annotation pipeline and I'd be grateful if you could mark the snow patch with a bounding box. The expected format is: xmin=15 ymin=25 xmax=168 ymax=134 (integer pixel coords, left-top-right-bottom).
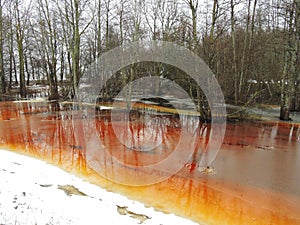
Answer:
xmin=0 ymin=149 xmax=198 ymax=225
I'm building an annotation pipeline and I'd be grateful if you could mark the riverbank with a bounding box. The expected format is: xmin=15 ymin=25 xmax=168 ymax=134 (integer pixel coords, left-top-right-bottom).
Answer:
xmin=227 ymin=104 xmax=300 ymax=123
xmin=0 ymin=149 xmax=198 ymax=225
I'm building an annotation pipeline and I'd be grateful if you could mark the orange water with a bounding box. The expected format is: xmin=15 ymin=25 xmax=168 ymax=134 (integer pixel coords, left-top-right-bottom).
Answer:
xmin=0 ymin=101 xmax=300 ymax=225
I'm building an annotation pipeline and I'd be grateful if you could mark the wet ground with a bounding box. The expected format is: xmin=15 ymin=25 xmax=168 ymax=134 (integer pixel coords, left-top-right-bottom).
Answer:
xmin=0 ymin=100 xmax=299 ymax=224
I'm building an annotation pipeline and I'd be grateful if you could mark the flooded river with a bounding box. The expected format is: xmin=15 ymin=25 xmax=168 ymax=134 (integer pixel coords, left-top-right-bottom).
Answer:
xmin=0 ymin=100 xmax=299 ymax=224
xmin=217 ymin=121 xmax=300 ymax=196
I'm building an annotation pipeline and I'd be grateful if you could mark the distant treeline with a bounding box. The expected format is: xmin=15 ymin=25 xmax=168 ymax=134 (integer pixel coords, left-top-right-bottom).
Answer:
xmin=0 ymin=0 xmax=299 ymax=120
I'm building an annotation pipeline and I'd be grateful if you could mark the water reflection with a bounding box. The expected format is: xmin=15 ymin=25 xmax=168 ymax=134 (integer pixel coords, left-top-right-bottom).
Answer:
xmin=0 ymin=101 xmax=87 ymax=171
xmin=85 ymin=105 xmax=208 ymax=185
xmin=0 ymin=101 xmax=300 ymax=224
xmin=217 ymin=121 xmax=300 ymax=197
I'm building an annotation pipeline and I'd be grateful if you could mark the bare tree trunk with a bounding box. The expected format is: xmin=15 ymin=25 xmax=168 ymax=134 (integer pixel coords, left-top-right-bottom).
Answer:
xmin=185 ymin=0 xmax=203 ymax=113
xmin=230 ymin=0 xmax=238 ymax=104
xmin=249 ymin=0 xmax=257 ymax=52
xmin=15 ymin=3 xmax=26 ymax=98
xmin=71 ymin=0 xmax=81 ymax=98
xmin=118 ymin=0 xmax=127 ymax=92
xmin=245 ymin=0 xmax=257 ymax=99
xmin=239 ymin=0 xmax=251 ymax=99
xmin=9 ymin=39 xmax=13 ymax=89
xmin=60 ymin=44 xmax=64 ymax=84
xmin=104 ymin=0 xmax=109 ymax=50
xmin=38 ymin=0 xmax=59 ymax=99
xmin=127 ymin=0 xmax=142 ymax=108
xmin=50 ymin=23 xmax=59 ymax=99
xmin=208 ymin=0 xmax=218 ymax=67
xmin=185 ymin=0 xmax=198 ymax=51
xmin=293 ymin=0 xmax=300 ymax=111
xmin=280 ymin=2 xmax=297 ymax=120
xmin=97 ymin=0 xmax=102 ymax=56
xmin=56 ymin=0 xmax=80 ymax=99
xmin=17 ymin=40 xmax=26 ymax=98
xmin=25 ymin=55 xmax=30 ymax=86
xmin=209 ymin=0 xmax=218 ymax=43
xmin=0 ymin=0 xmax=5 ymax=96
xmin=30 ymin=54 xmax=35 ymax=81
xmin=12 ymin=52 xmax=18 ymax=86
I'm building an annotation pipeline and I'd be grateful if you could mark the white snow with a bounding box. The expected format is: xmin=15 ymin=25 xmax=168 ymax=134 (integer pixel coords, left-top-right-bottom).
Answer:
xmin=0 ymin=149 xmax=198 ymax=225
xmin=13 ymin=97 xmax=48 ymax=103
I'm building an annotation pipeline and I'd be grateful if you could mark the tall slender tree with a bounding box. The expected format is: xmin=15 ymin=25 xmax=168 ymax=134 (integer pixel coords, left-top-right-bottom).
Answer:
xmin=0 ymin=0 xmax=5 ymax=97
xmin=292 ymin=0 xmax=300 ymax=110
xmin=14 ymin=0 xmax=26 ymax=98
xmin=37 ymin=0 xmax=59 ymax=99
xmin=56 ymin=0 xmax=94 ymax=98
xmin=230 ymin=0 xmax=238 ymax=104
xmin=184 ymin=0 xmax=199 ymax=51
xmin=280 ymin=1 xmax=298 ymax=120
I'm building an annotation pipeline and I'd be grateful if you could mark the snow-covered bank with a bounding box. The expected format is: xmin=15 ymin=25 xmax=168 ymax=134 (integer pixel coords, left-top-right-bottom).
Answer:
xmin=0 ymin=149 xmax=198 ymax=225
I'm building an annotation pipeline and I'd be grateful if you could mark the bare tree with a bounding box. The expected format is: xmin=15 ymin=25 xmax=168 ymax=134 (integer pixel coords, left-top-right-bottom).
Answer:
xmin=104 ymin=0 xmax=110 ymax=50
xmin=184 ymin=0 xmax=199 ymax=51
xmin=8 ymin=11 xmax=15 ymax=88
xmin=280 ymin=0 xmax=298 ymax=120
xmin=14 ymin=0 xmax=28 ymax=98
xmin=203 ymin=0 xmax=220 ymax=68
xmin=6 ymin=1 xmax=18 ymax=89
xmin=143 ymin=0 xmax=159 ymax=40
xmin=36 ymin=0 xmax=59 ymax=99
xmin=72 ymin=0 xmax=81 ymax=98
xmin=230 ymin=0 xmax=238 ymax=104
xmin=97 ymin=0 xmax=102 ymax=56
xmin=0 ymin=0 xmax=5 ymax=97
xmin=292 ymin=0 xmax=300 ymax=111
xmin=56 ymin=0 xmax=94 ymax=98
xmin=239 ymin=0 xmax=253 ymax=99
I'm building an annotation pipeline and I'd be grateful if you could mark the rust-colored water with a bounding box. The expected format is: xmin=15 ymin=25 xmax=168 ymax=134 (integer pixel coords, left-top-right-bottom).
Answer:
xmin=0 ymin=101 xmax=300 ymax=225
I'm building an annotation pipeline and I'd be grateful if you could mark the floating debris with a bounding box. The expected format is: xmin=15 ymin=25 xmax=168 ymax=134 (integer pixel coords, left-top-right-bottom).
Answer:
xmin=69 ymin=145 xmax=84 ymax=150
xmin=256 ymin=145 xmax=274 ymax=151
xmin=39 ymin=184 xmax=52 ymax=188
xmin=57 ymin=185 xmax=87 ymax=197
xmin=199 ymin=166 xmax=216 ymax=175
xmin=117 ymin=205 xmax=151 ymax=224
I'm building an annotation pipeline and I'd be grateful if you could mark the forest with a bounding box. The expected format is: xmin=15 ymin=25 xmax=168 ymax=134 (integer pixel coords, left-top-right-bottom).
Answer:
xmin=0 ymin=0 xmax=299 ymax=120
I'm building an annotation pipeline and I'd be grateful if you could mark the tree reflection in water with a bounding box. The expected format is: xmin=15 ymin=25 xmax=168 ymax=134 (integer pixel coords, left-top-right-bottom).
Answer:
xmin=0 ymin=101 xmax=300 ymax=224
